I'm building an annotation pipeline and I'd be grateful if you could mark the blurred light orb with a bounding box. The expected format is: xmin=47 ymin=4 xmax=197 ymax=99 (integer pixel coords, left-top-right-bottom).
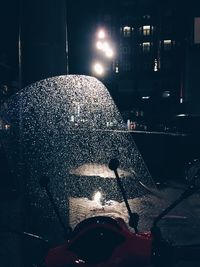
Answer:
xmin=93 ymin=62 xmax=104 ymax=75
xmin=98 ymin=29 xmax=106 ymax=39
xmin=96 ymin=41 xmax=103 ymax=50
xmin=102 ymin=41 xmax=110 ymax=51
xmin=105 ymin=48 xmax=114 ymax=58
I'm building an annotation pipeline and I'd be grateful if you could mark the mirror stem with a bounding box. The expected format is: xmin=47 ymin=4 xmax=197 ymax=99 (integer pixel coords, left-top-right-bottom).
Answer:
xmin=109 ymin=159 xmax=139 ymax=233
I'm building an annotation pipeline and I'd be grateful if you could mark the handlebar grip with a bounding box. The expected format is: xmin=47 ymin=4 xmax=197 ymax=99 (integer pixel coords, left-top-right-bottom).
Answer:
xmin=174 ymin=244 xmax=200 ymax=262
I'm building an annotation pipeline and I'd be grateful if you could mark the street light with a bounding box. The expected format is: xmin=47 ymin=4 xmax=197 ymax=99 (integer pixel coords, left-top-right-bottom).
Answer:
xmin=96 ymin=40 xmax=103 ymax=50
xmin=97 ymin=29 xmax=106 ymax=39
xmin=96 ymin=40 xmax=114 ymax=57
xmin=93 ymin=62 xmax=105 ymax=76
xmin=92 ymin=28 xmax=115 ymax=77
xmin=105 ymin=47 xmax=114 ymax=58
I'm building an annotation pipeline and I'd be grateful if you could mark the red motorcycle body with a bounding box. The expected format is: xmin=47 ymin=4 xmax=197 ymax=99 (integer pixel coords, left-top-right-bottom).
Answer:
xmin=45 ymin=216 xmax=152 ymax=267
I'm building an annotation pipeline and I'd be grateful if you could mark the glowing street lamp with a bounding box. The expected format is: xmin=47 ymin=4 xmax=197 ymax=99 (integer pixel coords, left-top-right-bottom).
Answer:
xmin=93 ymin=62 xmax=104 ymax=76
xmin=105 ymin=47 xmax=114 ymax=58
xmin=92 ymin=28 xmax=115 ymax=76
xmin=96 ymin=40 xmax=114 ymax=58
xmin=97 ymin=29 xmax=106 ymax=39
xmin=96 ymin=40 xmax=103 ymax=50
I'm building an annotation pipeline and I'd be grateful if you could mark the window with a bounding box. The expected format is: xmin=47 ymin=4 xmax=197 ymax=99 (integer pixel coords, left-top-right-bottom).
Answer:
xmin=163 ymin=40 xmax=172 ymax=50
xmin=122 ymin=45 xmax=131 ymax=54
xmin=114 ymin=63 xmax=119 ymax=73
xmin=142 ymin=42 xmax=150 ymax=52
xmin=162 ymin=91 xmax=170 ymax=98
xmin=123 ymin=26 xmax=131 ymax=37
xmin=143 ymin=15 xmax=151 ymax=19
xmin=113 ymin=62 xmax=119 ymax=73
xmin=143 ymin=25 xmax=151 ymax=36
xmin=154 ymin=59 xmax=158 ymax=71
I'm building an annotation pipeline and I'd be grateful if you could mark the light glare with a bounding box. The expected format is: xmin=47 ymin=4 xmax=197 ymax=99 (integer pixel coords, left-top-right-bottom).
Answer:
xmin=102 ymin=41 xmax=110 ymax=51
xmin=98 ymin=30 xmax=105 ymax=39
xmin=105 ymin=48 xmax=114 ymax=58
xmin=93 ymin=62 xmax=104 ymax=75
xmin=96 ymin=41 xmax=103 ymax=50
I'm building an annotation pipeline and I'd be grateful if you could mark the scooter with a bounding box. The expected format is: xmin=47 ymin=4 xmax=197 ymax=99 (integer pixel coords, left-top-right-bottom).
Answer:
xmin=41 ymin=159 xmax=200 ymax=267
xmin=2 ymin=159 xmax=200 ymax=267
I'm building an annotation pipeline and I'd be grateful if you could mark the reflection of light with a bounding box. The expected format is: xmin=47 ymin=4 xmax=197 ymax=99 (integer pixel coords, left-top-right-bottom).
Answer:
xmin=70 ymin=163 xmax=131 ymax=178
xmin=69 ymin=197 xmax=128 ymax=229
xmin=142 ymin=96 xmax=150 ymax=99
xmin=176 ymin=114 xmax=188 ymax=117
xmin=93 ymin=62 xmax=104 ymax=75
xmin=75 ymin=259 xmax=85 ymax=264
xmin=93 ymin=191 xmax=102 ymax=204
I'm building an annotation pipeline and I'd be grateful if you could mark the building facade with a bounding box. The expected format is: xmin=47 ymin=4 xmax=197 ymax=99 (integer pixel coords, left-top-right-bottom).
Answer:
xmin=93 ymin=0 xmax=200 ymax=129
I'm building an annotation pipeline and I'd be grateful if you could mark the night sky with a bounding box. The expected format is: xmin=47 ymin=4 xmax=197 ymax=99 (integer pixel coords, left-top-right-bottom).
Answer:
xmin=67 ymin=0 xmax=104 ymax=75
xmin=0 ymin=1 xmax=19 ymax=83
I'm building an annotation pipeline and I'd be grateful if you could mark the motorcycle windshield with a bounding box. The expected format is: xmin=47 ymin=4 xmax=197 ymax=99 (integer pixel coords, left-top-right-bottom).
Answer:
xmin=1 ymin=75 xmax=199 ymax=245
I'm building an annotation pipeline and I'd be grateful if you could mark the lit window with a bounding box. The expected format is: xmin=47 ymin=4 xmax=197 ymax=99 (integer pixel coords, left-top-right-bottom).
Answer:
xmin=162 ymin=91 xmax=170 ymax=98
xmin=143 ymin=15 xmax=151 ymax=19
xmin=123 ymin=26 xmax=131 ymax=37
xmin=163 ymin=40 xmax=172 ymax=50
xmin=143 ymin=25 xmax=151 ymax=36
xmin=113 ymin=62 xmax=119 ymax=73
xmin=142 ymin=42 xmax=150 ymax=52
xmin=4 ymin=124 xmax=11 ymax=130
